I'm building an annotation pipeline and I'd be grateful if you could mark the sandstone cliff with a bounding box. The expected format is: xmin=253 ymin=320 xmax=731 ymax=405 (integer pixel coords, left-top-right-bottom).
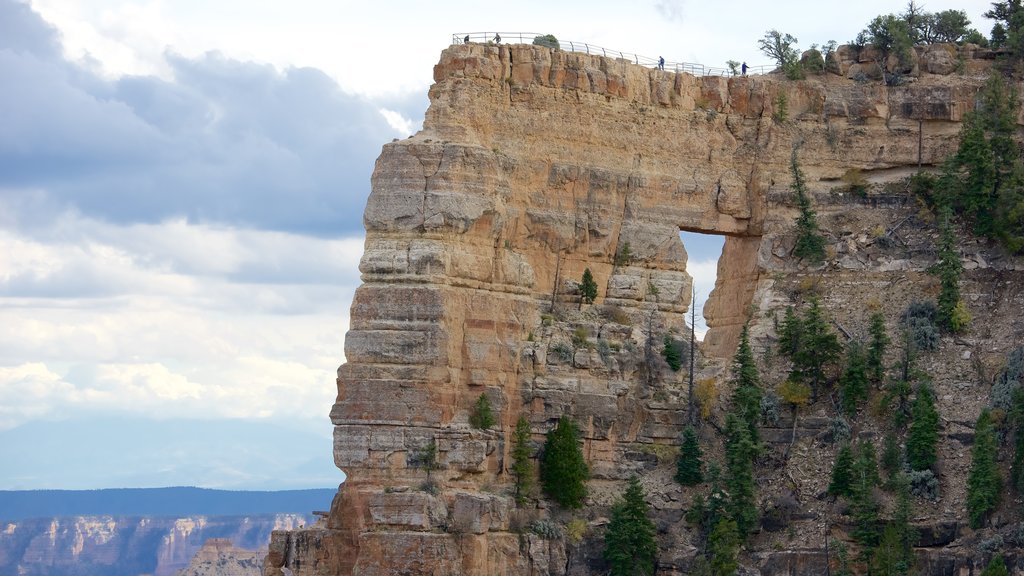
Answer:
xmin=176 ymin=538 xmax=262 ymax=576
xmin=266 ymin=41 xmax=1024 ymax=575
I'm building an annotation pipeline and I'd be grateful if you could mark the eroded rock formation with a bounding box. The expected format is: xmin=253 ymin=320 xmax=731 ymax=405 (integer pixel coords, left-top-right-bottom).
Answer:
xmin=267 ymin=41 xmax=1023 ymax=575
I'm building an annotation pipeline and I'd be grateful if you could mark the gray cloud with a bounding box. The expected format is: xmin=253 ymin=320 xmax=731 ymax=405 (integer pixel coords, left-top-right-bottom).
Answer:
xmin=0 ymin=0 xmax=423 ymax=237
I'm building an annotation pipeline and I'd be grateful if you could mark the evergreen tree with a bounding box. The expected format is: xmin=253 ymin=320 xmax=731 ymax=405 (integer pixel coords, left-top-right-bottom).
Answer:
xmin=967 ymin=409 xmax=1001 ymax=528
xmin=540 ymin=416 xmax=589 ymax=509
xmin=881 ymin=432 xmax=903 ymax=478
xmin=676 ymin=426 xmax=704 ymax=486
xmin=872 ymin=473 xmax=916 ymax=576
xmin=686 ymin=465 xmax=728 ymax=542
xmin=981 ymin=554 xmax=1010 ymax=576
xmin=707 ymin=517 xmax=740 ymax=576
xmin=730 ymin=324 xmax=762 ymax=446
xmin=724 ymin=414 xmax=758 ymax=537
xmin=603 ymin=476 xmax=658 ymax=576
xmin=906 ymin=382 xmax=940 ymax=471
xmin=663 ymin=334 xmax=683 ymax=372
xmin=794 ymin=297 xmax=843 ymax=399
xmin=867 ymin=309 xmax=890 ymax=383
xmin=778 ymin=306 xmax=803 ymax=360
xmin=790 ymin=149 xmax=827 ymax=263
xmin=510 ymin=416 xmax=534 ymax=506
xmin=1011 ymin=387 xmax=1024 ymax=494
xmin=840 ymin=341 xmax=869 ymax=417
xmin=850 ymin=441 xmax=881 ymax=546
xmin=828 ymin=443 xmax=855 ymax=498
xmin=469 ymin=393 xmax=496 ymax=429
xmin=934 ymin=208 xmax=966 ymax=332
xmin=579 ymin=268 xmax=598 ymax=309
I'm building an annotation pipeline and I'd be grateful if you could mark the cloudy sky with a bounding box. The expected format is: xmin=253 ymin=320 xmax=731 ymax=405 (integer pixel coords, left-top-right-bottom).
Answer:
xmin=0 ymin=0 xmax=989 ymax=490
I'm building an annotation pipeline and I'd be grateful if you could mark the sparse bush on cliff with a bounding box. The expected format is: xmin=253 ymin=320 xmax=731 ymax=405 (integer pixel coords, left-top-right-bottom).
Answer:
xmin=901 ymin=301 xmax=939 ymax=352
xmin=469 ymin=393 xmax=496 ymax=430
xmin=603 ymin=476 xmax=657 ymax=576
xmin=532 ymin=34 xmax=559 ymax=49
xmin=908 ymin=468 xmax=940 ymax=500
xmin=540 ymin=416 xmax=589 ymax=509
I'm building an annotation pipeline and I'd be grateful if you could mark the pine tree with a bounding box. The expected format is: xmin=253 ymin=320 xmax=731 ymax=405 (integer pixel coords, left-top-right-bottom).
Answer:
xmin=1011 ymin=387 xmax=1024 ymax=494
xmin=934 ymin=208 xmax=966 ymax=332
xmin=867 ymin=309 xmax=890 ymax=383
xmin=724 ymin=414 xmax=758 ymax=537
xmin=730 ymin=324 xmax=762 ymax=446
xmin=881 ymin=432 xmax=903 ymax=478
xmin=907 ymin=382 xmax=939 ymax=471
xmin=510 ymin=416 xmax=534 ymax=506
xmin=790 ymin=149 xmax=827 ymax=263
xmin=828 ymin=443 xmax=855 ymax=498
xmin=540 ymin=416 xmax=589 ymax=509
xmin=579 ymin=268 xmax=598 ymax=309
xmin=967 ymin=409 xmax=1001 ymax=528
xmin=707 ymin=517 xmax=740 ymax=576
xmin=469 ymin=393 xmax=496 ymax=429
xmin=663 ymin=334 xmax=683 ymax=372
xmin=603 ymin=476 xmax=658 ymax=576
xmin=981 ymin=554 xmax=1010 ymax=576
xmin=850 ymin=441 xmax=881 ymax=546
xmin=873 ymin=472 xmax=916 ymax=576
xmin=778 ymin=306 xmax=803 ymax=360
xmin=840 ymin=341 xmax=869 ymax=417
xmin=794 ymin=297 xmax=843 ymax=399
xmin=676 ymin=426 xmax=704 ymax=486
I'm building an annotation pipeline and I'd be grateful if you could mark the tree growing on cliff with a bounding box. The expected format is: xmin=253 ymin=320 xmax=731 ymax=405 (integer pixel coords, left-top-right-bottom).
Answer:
xmin=579 ymin=268 xmax=598 ymax=309
xmin=511 ymin=417 xmax=534 ymax=506
xmin=603 ymin=476 xmax=658 ymax=576
xmin=828 ymin=442 xmax=855 ymax=498
xmin=839 ymin=341 xmax=869 ymax=417
xmin=724 ymin=414 xmax=758 ymax=537
xmin=967 ymin=409 xmax=1001 ymax=528
xmin=933 ymin=208 xmax=969 ymax=332
xmin=707 ymin=517 xmax=740 ymax=576
xmin=469 ymin=393 xmax=496 ymax=429
xmin=540 ymin=416 xmax=589 ymax=509
xmin=676 ymin=426 xmax=704 ymax=486
xmin=730 ymin=324 xmax=762 ymax=446
xmin=850 ymin=441 xmax=881 ymax=546
xmin=790 ymin=150 xmax=827 ymax=264
xmin=757 ymin=29 xmax=802 ymax=79
xmin=867 ymin=308 xmax=890 ymax=383
xmin=794 ymin=297 xmax=842 ymax=400
xmin=663 ymin=334 xmax=684 ymax=372
xmin=906 ymin=382 xmax=939 ymax=471
xmin=981 ymin=554 xmax=1010 ymax=576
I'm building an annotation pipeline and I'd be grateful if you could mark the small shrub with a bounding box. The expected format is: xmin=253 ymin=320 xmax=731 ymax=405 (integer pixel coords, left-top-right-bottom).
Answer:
xmin=418 ymin=480 xmax=439 ymax=495
xmin=529 ymin=519 xmax=563 ymax=539
xmin=991 ymin=347 xmax=1024 ymax=411
xmin=902 ymin=301 xmax=940 ymax=352
xmin=773 ymin=93 xmax=789 ymax=123
xmin=908 ymin=468 xmax=940 ymax=500
xmin=841 ymin=168 xmax=869 ymax=196
xmin=829 ymin=417 xmax=852 ymax=444
xmin=761 ymin=392 xmax=781 ymax=426
xmin=695 ymin=378 xmax=718 ymax=419
xmin=532 ymin=34 xmax=559 ymax=49
xmin=601 ymin=304 xmax=632 ymax=325
xmin=597 ymin=338 xmax=611 ymax=362
xmin=950 ymin=300 xmax=972 ymax=332
xmin=778 ymin=379 xmax=811 ymax=409
xmin=614 ymin=242 xmax=633 ymax=266
xmin=550 ymin=342 xmax=573 ymax=363
xmin=572 ymin=327 xmax=589 ymax=348
xmin=662 ymin=334 xmax=684 ymax=372
xmin=566 ymin=518 xmax=587 ymax=543
xmin=541 ymin=314 xmax=554 ymax=327
xmin=979 ymin=534 xmax=1005 ymax=554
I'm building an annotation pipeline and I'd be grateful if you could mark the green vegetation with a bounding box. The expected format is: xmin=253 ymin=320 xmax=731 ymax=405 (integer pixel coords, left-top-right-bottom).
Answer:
xmin=469 ymin=393 xmax=496 ymax=429
xmin=663 ymin=334 xmax=684 ymax=372
xmin=676 ymin=426 xmax=704 ymax=486
xmin=614 ymin=242 xmax=633 ymax=266
xmin=790 ymin=151 xmax=827 ymax=263
xmin=850 ymin=441 xmax=881 ymax=546
xmin=934 ymin=208 xmax=968 ymax=332
xmin=907 ymin=382 xmax=939 ymax=471
xmin=510 ymin=417 xmax=534 ymax=506
xmin=967 ymin=409 xmax=1001 ymax=528
xmin=828 ymin=443 xmax=855 ymax=498
xmin=540 ymin=416 xmax=589 ymax=509
xmin=1011 ymin=386 xmax=1024 ymax=494
xmin=986 ymin=1 xmax=1024 ymax=52
xmin=981 ymin=554 xmax=1010 ymax=576
xmin=730 ymin=324 xmax=762 ymax=445
xmin=707 ymin=518 xmax=740 ymax=576
xmin=778 ymin=306 xmax=802 ymax=358
xmin=724 ymin=414 xmax=758 ymax=537
xmin=532 ymin=34 xmax=559 ymax=49
xmin=794 ymin=297 xmax=843 ymax=399
xmin=757 ymin=29 xmax=803 ymax=79
xmin=603 ymin=476 xmax=657 ymax=576
xmin=867 ymin=309 xmax=890 ymax=383
xmin=839 ymin=341 xmax=869 ymax=416
xmin=579 ymin=268 xmax=598 ymax=309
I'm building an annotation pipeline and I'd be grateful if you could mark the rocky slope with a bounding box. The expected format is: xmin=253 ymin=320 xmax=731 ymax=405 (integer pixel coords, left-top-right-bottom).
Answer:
xmin=0 ymin=514 xmax=309 ymax=576
xmin=265 ymin=41 xmax=1023 ymax=575
xmin=176 ymin=538 xmax=262 ymax=576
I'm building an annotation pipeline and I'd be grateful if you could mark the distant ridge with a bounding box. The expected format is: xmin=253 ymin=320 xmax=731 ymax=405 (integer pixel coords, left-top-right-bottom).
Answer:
xmin=0 ymin=487 xmax=337 ymax=521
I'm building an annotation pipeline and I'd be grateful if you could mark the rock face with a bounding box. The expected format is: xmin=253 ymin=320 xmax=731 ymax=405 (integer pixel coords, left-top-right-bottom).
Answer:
xmin=0 ymin=514 xmax=309 ymax=576
xmin=176 ymin=538 xmax=262 ymax=576
xmin=266 ymin=42 xmax=1024 ymax=575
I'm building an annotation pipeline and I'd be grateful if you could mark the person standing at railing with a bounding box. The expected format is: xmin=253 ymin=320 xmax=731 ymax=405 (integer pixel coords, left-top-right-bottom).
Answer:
xmin=741 ymin=61 xmax=748 ymax=75
xmin=465 ymin=35 xmax=470 ymax=44
xmin=658 ymin=56 xmax=665 ymax=70
xmin=494 ymin=33 xmax=501 ymax=43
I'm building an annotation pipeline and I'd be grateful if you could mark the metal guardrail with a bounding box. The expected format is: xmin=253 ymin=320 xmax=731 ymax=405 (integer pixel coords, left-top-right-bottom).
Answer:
xmin=452 ymin=32 xmax=775 ymax=78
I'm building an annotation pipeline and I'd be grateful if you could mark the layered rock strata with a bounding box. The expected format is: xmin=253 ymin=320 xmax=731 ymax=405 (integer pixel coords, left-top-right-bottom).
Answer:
xmin=266 ymin=42 xmax=1016 ymax=575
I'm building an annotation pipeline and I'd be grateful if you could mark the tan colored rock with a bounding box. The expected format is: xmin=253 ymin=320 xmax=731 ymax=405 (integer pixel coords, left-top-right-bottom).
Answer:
xmin=176 ymin=539 xmax=260 ymax=576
